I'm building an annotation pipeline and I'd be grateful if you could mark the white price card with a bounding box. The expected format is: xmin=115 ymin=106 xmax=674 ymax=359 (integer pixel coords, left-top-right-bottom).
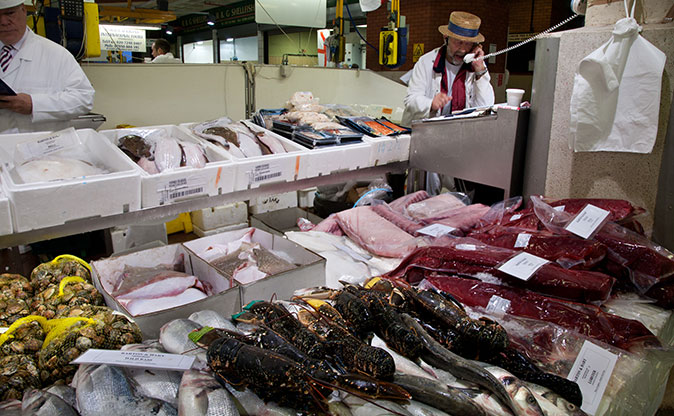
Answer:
xmin=250 ymin=163 xmax=282 ymax=183
xmin=509 ymin=214 xmax=522 ymax=221
xmin=497 ymin=252 xmax=549 ymax=281
xmin=157 ymin=176 xmax=206 ymax=205
xmin=417 ymin=224 xmax=457 ymax=237
xmin=486 ymin=295 xmax=511 ymax=317
xmin=565 ymin=204 xmax=610 ymax=239
xmin=554 ymin=205 xmax=566 ymax=212
xmin=455 ymin=244 xmax=477 ymax=251
xmin=15 ymin=128 xmax=78 ymax=160
xmin=0 ymin=327 xmax=7 ymax=334
xmin=72 ymin=349 xmax=195 ymax=371
xmin=567 ymin=340 xmax=618 ymax=415
xmin=514 ymin=233 xmax=532 ymax=248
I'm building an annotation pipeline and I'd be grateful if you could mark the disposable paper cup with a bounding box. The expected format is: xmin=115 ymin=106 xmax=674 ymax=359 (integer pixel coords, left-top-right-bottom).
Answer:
xmin=506 ymin=89 xmax=525 ymax=107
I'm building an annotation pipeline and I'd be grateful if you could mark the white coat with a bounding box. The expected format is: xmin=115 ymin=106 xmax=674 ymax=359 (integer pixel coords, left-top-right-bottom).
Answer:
xmin=402 ymin=47 xmax=495 ymax=126
xmin=0 ymin=28 xmax=95 ymax=134
xmin=151 ymin=52 xmax=182 ymax=64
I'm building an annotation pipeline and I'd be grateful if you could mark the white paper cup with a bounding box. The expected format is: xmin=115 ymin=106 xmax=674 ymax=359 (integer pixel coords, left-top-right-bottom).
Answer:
xmin=506 ymin=88 xmax=525 ymax=107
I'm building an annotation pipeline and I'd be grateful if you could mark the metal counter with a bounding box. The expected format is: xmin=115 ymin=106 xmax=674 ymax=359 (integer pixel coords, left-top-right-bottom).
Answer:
xmin=409 ymin=107 xmax=530 ymax=198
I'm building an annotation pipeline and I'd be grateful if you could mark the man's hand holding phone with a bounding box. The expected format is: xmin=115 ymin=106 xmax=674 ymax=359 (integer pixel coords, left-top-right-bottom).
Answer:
xmin=469 ymin=45 xmax=486 ymax=72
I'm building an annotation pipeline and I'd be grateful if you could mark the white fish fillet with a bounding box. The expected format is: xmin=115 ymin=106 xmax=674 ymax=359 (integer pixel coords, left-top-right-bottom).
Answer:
xmin=138 ymin=156 xmax=159 ymax=174
xmin=116 ymin=275 xmax=204 ymax=301
xmin=154 ymin=137 xmax=182 ymax=172
xmin=230 ymin=124 xmax=263 ymax=157
xmin=241 ymin=120 xmax=287 ymax=154
xmin=124 ymin=288 xmax=207 ymax=316
xmin=16 ymin=157 xmax=103 ymax=183
xmin=181 ymin=141 xmax=207 ymax=168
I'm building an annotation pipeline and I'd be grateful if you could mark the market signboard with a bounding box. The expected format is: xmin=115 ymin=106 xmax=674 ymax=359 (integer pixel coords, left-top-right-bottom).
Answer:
xmin=176 ymin=0 xmax=255 ymax=34
xmin=99 ymin=25 xmax=146 ymax=52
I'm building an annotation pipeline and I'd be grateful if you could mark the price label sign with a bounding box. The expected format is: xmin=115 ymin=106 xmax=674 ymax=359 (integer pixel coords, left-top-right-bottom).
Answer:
xmin=417 ymin=224 xmax=457 ymax=237
xmin=509 ymin=214 xmax=522 ymax=221
xmin=157 ymin=176 xmax=206 ymax=205
xmin=250 ymin=163 xmax=282 ymax=183
xmin=72 ymin=349 xmax=195 ymax=371
xmin=497 ymin=252 xmax=549 ymax=281
xmin=486 ymin=295 xmax=511 ymax=317
xmin=15 ymin=129 xmax=78 ymax=161
xmin=0 ymin=328 xmax=7 ymax=334
xmin=455 ymin=244 xmax=477 ymax=251
xmin=565 ymin=204 xmax=610 ymax=239
xmin=567 ymin=341 xmax=618 ymax=415
xmin=514 ymin=233 xmax=532 ymax=248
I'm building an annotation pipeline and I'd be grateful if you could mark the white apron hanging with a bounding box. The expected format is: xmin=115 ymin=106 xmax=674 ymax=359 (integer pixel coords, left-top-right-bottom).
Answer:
xmin=569 ymin=0 xmax=666 ymax=153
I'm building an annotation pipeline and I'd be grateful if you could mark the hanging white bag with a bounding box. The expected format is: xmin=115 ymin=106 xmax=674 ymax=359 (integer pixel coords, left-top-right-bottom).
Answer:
xmin=569 ymin=0 xmax=666 ymax=153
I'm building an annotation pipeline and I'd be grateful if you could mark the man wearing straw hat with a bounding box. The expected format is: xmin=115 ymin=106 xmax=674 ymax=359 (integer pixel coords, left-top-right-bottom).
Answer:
xmin=0 ymin=0 xmax=94 ymax=133
xmin=402 ymin=11 xmax=494 ymax=126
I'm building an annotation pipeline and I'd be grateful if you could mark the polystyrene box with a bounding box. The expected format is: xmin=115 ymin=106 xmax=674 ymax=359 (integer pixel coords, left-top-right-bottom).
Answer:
xmin=91 ymin=244 xmax=240 ymax=339
xmin=0 ymin=181 xmax=12 ymax=236
xmin=191 ymin=201 xmax=248 ymax=231
xmin=364 ymin=134 xmax=411 ymax=166
xmin=180 ymin=121 xmax=308 ymax=191
xmin=249 ymin=191 xmax=298 ymax=215
xmin=296 ymin=141 xmax=372 ymax=179
xmin=0 ymin=129 xmax=141 ymax=232
xmin=100 ymin=125 xmax=237 ymax=208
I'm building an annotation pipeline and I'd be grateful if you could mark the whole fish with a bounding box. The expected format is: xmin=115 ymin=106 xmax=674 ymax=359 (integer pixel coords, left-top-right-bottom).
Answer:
xmin=45 ymin=384 xmax=77 ymax=410
xmin=483 ymin=365 xmax=549 ymax=416
xmin=188 ymin=310 xmax=239 ymax=332
xmin=73 ymin=364 xmax=177 ymax=416
xmin=160 ymin=319 xmax=207 ymax=363
xmin=394 ymin=374 xmax=486 ymax=416
xmin=524 ymin=382 xmax=587 ymax=416
xmin=370 ymin=335 xmax=435 ymax=380
xmin=22 ymin=389 xmax=79 ymax=416
xmin=228 ymin=123 xmax=263 ymax=157
xmin=181 ymin=141 xmax=207 ymax=168
xmin=241 ymin=120 xmax=287 ymax=154
xmin=178 ymin=370 xmax=239 ymax=416
xmin=123 ymin=366 xmax=182 ymax=407
xmin=401 ymin=313 xmax=543 ymax=416
xmin=0 ymin=399 xmax=21 ymax=416
xmin=403 ymin=400 xmax=453 ymax=416
xmin=16 ymin=157 xmax=103 ymax=183
xmin=154 ymin=137 xmax=182 ymax=172
xmin=342 ymin=395 xmax=413 ymax=416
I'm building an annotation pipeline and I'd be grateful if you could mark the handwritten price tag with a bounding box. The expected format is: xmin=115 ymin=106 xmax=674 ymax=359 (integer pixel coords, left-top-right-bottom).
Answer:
xmin=514 ymin=233 xmax=532 ymax=248
xmin=567 ymin=341 xmax=618 ymax=415
xmin=497 ymin=252 xmax=549 ymax=281
xmin=565 ymin=204 xmax=610 ymax=239
xmin=72 ymin=349 xmax=195 ymax=371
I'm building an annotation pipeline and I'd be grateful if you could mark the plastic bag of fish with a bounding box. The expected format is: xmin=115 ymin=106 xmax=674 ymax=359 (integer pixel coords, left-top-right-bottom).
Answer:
xmin=116 ymin=128 xmax=209 ymax=174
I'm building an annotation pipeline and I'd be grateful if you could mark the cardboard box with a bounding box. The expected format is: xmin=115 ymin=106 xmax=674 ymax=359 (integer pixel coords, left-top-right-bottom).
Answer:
xmin=0 ymin=181 xmax=12 ymax=236
xmin=0 ymin=129 xmax=141 ymax=232
xmin=191 ymin=202 xmax=248 ymax=231
xmin=181 ymin=122 xmax=307 ymax=191
xmin=248 ymin=191 xmax=298 ymax=214
xmin=91 ymin=244 xmax=240 ymax=339
xmin=364 ymin=133 xmax=411 ymax=166
xmin=183 ymin=227 xmax=325 ymax=307
xmin=250 ymin=207 xmax=323 ymax=236
xmin=100 ymin=125 xmax=237 ymax=208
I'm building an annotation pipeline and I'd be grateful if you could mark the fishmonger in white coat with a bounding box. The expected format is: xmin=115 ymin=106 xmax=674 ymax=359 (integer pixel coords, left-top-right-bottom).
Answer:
xmin=0 ymin=0 xmax=94 ymax=134
xmin=402 ymin=11 xmax=494 ymax=126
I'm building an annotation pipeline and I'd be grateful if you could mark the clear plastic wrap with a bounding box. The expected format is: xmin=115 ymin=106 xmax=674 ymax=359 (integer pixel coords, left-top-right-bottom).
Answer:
xmin=405 ymin=192 xmax=470 ymax=221
xmin=388 ymin=190 xmax=430 ymax=214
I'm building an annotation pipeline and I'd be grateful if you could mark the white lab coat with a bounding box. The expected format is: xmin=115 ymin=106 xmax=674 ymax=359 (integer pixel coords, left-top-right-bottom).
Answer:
xmin=402 ymin=47 xmax=495 ymax=126
xmin=0 ymin=28 xmax=95 ymax=134
xmin=151 ymin=52 xmax=182 ymax=64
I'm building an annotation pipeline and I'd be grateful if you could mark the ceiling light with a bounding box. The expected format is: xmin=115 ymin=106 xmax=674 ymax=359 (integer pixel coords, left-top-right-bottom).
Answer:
xmin=226 ymin=37 xmax=234 ymax=42
xmin=100 ymin=24 xmax=162 ymax=31
xmin=357 ymin=24 xmax=367 ymax=28
xmin=164 ymin=25 xmax=173 ymax=35
xmin=197 ymin=41 xmax=204 ymax=45
xmin=207 ymin=12 xmax=216 ymax=26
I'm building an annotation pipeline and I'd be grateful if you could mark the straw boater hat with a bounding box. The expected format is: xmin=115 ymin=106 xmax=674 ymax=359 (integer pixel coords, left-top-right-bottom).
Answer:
xmin=438 ymin=11 xmax=485 ymax=43
xmin=0 ymin=0 xmax=25 ymax=9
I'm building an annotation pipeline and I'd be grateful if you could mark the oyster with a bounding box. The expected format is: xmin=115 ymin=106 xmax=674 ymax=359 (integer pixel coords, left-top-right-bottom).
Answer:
xmin=0 ymin=354 xmax=41 ymax=401
xmin=31 ymin=279 xmax=104 ymax=319
xmin=0 ymin=319 xmax=44 ymax=357
xmin=30 ymin=259 xmax=91 ymax=293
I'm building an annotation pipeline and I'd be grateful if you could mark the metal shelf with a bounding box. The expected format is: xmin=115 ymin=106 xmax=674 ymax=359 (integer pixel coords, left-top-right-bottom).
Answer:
xmin=0 ymin=162 xmax=407 ymax=248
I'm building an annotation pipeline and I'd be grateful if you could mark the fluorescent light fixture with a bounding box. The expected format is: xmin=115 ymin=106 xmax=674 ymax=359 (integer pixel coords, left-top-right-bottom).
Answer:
xmin=207 ymin=12 xmax=216 ymax=26
xmin=197 ymin=41 xmax=204 ymax=45
xmin=100 ymin=24 xmax=162 ymax=31
xmin=357 ymin=24 xmax=367 ymax=28
xmin=165 ymin=25 xmax=173 ymax=35
xmin=226 ymin=37 xmax=234 ymax=42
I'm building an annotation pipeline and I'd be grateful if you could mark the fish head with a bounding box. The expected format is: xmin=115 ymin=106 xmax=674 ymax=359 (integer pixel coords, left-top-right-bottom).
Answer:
xmin=505 ymin=377 xmax=545 ymax=416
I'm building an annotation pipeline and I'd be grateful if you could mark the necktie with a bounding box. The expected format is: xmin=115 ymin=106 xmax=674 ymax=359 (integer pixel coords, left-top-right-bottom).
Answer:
xmin=1 ymin=45 xmax=14 ymax=72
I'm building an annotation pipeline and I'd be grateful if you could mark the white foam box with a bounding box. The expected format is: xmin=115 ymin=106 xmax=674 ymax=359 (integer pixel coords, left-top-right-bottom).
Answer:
xmin=183 ymin=227 xmax=325 ymax=307
xmin=0 ymin=181 xmax=12 ymax=236
xmin=296 ymin=141 xmax=372 ymax=179
xmin=193 ymin=222 xmax=249 ymax=238
xmin=248 ymin=191 xmax=297 ymax=215
xmin=0 ymin=129 xmax=141 ymax=232
xmin=250 ymin=207 xmax=323 ymax=236
xmin=91 ymin=244 xmax=239 ymax=339
xmin=180 ymin=122 xmax=307 ymax=191
xmin=363 ymin=133 xmax=411 ymax=166
xmin=100 ymin=125 xmax=237 ymax=208
xmin=191 ymin=201 xmax=248 ymax=231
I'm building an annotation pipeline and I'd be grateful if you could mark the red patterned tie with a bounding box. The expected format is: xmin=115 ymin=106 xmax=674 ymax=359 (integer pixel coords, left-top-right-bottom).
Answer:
xmin=1 ymin=45 xmax=14 ymax=72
